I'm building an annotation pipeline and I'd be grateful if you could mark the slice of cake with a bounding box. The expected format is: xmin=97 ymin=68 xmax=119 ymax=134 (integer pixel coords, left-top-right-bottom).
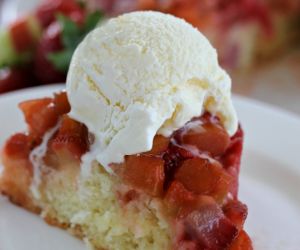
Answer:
xmin=0 ymin=11 xmax=252 ymax=250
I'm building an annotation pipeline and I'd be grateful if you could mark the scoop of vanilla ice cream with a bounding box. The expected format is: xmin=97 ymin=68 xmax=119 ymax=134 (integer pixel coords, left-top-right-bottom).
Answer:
xmin=66 ymin=11 xmax=238 ymax=170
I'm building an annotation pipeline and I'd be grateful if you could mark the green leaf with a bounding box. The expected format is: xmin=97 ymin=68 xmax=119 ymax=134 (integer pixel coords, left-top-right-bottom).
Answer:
xmin=47 ymin=12 xmax=104 ymax=73
xmin=84 ymin=11 xmax=104 ymax=33
xmin=76 ymin=0 xmax=86 ymax=9
xmin=56 ymin=14 xmax=81 ymax=49
xmin=47 ymin=49 xmax=73 ymax=73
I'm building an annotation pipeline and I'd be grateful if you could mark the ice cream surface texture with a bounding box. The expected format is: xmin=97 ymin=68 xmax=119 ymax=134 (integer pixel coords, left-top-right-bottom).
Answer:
xmin=66 ymin=11 xmax=238 ymax=170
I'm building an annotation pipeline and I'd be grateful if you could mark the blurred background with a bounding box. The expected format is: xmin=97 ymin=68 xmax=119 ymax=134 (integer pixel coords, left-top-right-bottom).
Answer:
xmin=0 ymin=0 xmax=299 ymax=114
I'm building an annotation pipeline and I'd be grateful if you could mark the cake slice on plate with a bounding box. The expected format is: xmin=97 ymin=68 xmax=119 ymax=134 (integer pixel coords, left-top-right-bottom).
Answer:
xmin=0 ymin=11 xmax=252 ymax=250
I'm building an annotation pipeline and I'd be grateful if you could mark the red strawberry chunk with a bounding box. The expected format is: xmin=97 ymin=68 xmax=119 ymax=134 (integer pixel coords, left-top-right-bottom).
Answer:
xmin=33 ymin=22 xmax=66 ymax=84
xmin=51 ymin=115 xmax=89 ymax=160
xmin=175 ymin=158 xmax=233 ymax=202
xmin=0 ymin=67 xmax=35 ymax=94
xmin=35 ymin=0 xmax=84 ymax=28
xmin=10 ymin=17 xmax=35 ymax=52
xmin=121 ymin=155 xmax=165 ymax=197
xmin=223 ymin=200 xmax=248 ymax=230
xmin=182 ymin=198 xmax=238 ymax=250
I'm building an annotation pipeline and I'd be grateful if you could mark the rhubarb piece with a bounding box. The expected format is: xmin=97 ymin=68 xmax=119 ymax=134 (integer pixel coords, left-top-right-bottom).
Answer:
xmin=223 ymin=200 xmax=248 ymax=230
xmin=230 ymin=230 xmax=253 ymax=250
xmin=53 ymin=91 xmax=71 ymax=115
xmin=179 ymin=197 xmax=238 ymax=250
xmin=175 ymin=117 xmax=230 ymax=157
xmin=146 ymin=135 xmax=170 ymax=155
xmin=19 ymin=98 xmax=58 ymax=138
xmin=19 ymin=92 xmax=71 ymax=139
xmin=222 ymin=126 xmax=244 ymax=198
xmin=0 ymin=133 xmax=36 ymax=211
xmin=121 ymin=155 xmax=165 ymax=197
xmin=51 ymin=115 xmax=89 ymax=160
xmin=164 ymin=181 xmax=198 ymax=215
xmin=2 ymin=133 xmax=32 ymax=158
xmin=175 ymin=158 xmax=233 ymax=202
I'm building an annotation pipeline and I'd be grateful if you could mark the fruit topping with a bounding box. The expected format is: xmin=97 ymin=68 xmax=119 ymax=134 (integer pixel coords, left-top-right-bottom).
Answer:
xmin=164 ymin=181 xmax=198 ymax=215
xmin=3 ymin=133 xmax=32 ymax=158
xmin=19 ymin=91 xmax=70 ymax=139
xmin=229 ymin=230 xmax=253 ymax=250
xmin=145 ymin=135 xmax=170 ymax=155
xmin=120 ymin=155 xmax=165 ymax=197
xmin=4 ymin=98 xmax=250 ymax=248
xmin=175 ymin=158 xmax=233 ymax=202
xmin=53 ymin=91 xmax=71 ymax=114
xmin=221 ymin=126 xmax=244 ymax=198
xmin=51 ymin=115 xmax=89 ymax=160
xmin=178 ymin=196 xmax=238 ymax=250
xmin=174 ymin=115 xmax=230 ymax=157
xmin=19 ymin=97 xmax=58 ymax=138
xmin=223 ymin=200 xmax=248 ymax=230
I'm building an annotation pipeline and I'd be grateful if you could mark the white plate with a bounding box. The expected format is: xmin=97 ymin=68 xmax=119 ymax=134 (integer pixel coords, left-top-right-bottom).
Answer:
xmin=0 ymin=85 xmax=300 ymax=250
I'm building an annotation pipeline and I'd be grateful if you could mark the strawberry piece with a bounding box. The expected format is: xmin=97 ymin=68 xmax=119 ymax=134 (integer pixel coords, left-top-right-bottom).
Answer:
xmin=35 ymin=0 xmax=84 ymax=28
xmin=3 ymin=133 xmax=31 ymax=158
xmin=33 ymin=22 xmax=66 ymax=84
xmin=229 ymin=230 xmax=253 ymax=250
xmin=10 ymin=17 xmax=35 ymax=53
xmin=181 ymin=197 xmax=238 ymax=250
xmin=175 ymin=117 xmax=230 ymax=157
xmin=68 ymin=10 xmax=86 ymax=25
xmin=175 ymin=158 xmax=233 ymax=202
xmin=51 ymin=115 xmax=89 ymax=160
xmin=0 ymin=67 xmax=35 ymax=94
xmin=121 ymin=155 xmax=165 ymax=197
xmin=146 ymin=135 xmax=170 ymax=155
xmin=19 ymin=97 xmax=58 ymax=138
xmin=223 ymin=200 xmax=248 ymax=230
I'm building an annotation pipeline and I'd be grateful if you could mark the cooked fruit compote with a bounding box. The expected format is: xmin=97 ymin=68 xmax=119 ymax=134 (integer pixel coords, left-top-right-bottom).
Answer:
xmin=1 ymin=92 xmax=252 ymax=250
